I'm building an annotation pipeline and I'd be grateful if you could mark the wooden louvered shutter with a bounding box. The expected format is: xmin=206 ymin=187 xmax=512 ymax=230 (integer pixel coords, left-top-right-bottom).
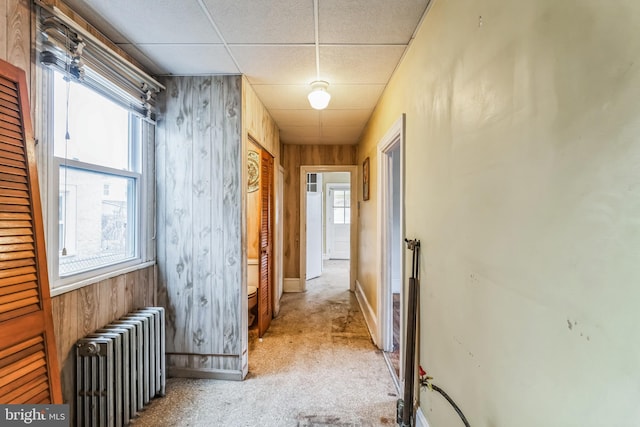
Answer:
xmin=0 ymin=59 xmax=62 ymax=403
xmin=257 ymin=149 xmax=273 ymax=338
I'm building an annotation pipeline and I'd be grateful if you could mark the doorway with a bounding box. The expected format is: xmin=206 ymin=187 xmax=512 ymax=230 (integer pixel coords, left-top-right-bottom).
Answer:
xmin=326 ymin=183 xmax=351 ymax=260
xmin=378 ymin=115 xmax=405 ymax=388
xmin=246 ymin=137 xmax=275 ymax=339
xmin=300 ymin=166 xmax=358 ymax=292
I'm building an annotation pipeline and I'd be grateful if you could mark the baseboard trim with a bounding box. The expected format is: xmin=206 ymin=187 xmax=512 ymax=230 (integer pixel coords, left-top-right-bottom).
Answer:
xmin=169 ymin=368 xmax=243 ymax=381
xmin=284 ymin=277 xmax=304 ymax=293
xmin=415 ymin=406 xmax=430 ymax=427
xmin=355 ymin=279 xmax=379 ymax=347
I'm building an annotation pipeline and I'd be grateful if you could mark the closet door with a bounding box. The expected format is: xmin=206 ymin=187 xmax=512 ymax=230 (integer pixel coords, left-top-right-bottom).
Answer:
xmin=0 ymin=59 xmax=62 ymax=403
xmin=257 ymin=150 xmax=273 ymax=338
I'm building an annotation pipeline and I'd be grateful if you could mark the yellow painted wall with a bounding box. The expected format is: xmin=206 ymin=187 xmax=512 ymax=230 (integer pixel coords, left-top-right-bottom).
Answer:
xmin=357 ymin=0 xmax=640 ymax=425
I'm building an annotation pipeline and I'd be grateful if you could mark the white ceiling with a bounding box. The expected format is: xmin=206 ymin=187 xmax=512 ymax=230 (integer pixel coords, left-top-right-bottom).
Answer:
xmin=62 ymin=0 xmax=430 ymax=145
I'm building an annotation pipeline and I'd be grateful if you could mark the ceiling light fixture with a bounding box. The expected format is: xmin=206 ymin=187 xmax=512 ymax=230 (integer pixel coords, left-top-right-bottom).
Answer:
xmin=308 ymin=80 xmax=331 ymax=110
xmin=308 ymin=0 xmax=331 ymax=110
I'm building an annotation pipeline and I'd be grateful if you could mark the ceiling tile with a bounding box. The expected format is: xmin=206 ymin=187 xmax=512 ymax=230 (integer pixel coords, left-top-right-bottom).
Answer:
xmin=269 ymin=110 xmax=321 ymax=128
xmin=136 ymin=44 xmax=239 ymax=75
xmin=116 ymin=44 xmax=165 ymax=75
xmin=279 ymin=128 xmax=361 ymax=145
xmin=320 ymin=109 xmax=372 ymax=127
xmin=233 ymin=46 xmax=316 ymax=85
xmin=320 ymin=45 xmax=406 ymax=84
xmin=202 ymin=0 xmax=315 ymax=44
xmin=60 ymin=0 xmax=123 ymax=43
xmin=280 ymin=126 xmax=321 ymax=140
xmin=79 ymin=0 xmax=223 ymax=44
xmin=318 ymin=0 xmax=429 ymax=44
xmin=326 ymin=85 xmax=386 ymax=110
xmin=252 ymin=85 xmax=315 ymax=110
xmin=321 ymin=125 xmax=364 ymax=141
xmin=254 ymin=84 xmax=384 ymax=112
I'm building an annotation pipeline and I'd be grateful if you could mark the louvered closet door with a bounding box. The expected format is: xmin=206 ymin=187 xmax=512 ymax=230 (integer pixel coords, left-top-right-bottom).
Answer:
xmin=0 ymin=59 xmax=62 ymax=404
xmin=257 ymin=150 xmax=273 ymax=338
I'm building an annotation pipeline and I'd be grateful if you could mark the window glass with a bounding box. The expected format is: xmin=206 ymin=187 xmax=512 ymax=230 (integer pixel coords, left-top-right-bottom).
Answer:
xmin=58 ymin=167 xmax=135 ymax=277
xmin=53 ymin=71 xmax=132 ymax=171
xmin=307 ymin=173 xmax=318 ymax=192
xmin=332 ymin=189 xmax=351 ymax=224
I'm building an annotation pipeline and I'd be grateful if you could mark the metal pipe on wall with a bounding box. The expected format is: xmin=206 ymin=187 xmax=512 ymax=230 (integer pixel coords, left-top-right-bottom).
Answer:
xmin=398 ymin=239 xmax=420 ymax=426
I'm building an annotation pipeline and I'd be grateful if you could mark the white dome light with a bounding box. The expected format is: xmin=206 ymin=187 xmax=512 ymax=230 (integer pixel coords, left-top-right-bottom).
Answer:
xmin=308 ymin=80 xmax=331 ymax=110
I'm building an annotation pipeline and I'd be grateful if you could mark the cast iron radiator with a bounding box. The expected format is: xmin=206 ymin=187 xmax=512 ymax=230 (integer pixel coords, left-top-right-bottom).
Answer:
xmin=75 ymin=307 xmax=166 ymax=427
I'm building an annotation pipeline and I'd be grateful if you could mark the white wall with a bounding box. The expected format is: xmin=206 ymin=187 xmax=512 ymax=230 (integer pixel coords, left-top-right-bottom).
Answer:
xmin=357 ymin=0 xmax=640 ymax=425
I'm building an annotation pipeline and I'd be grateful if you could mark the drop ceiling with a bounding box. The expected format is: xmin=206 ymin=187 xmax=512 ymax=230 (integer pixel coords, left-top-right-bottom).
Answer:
xmin=61 ymin=0 xmax=431 ymax=145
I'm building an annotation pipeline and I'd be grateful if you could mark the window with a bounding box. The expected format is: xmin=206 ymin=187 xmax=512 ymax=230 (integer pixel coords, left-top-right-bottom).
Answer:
xmin=50 ymin=70 xmax=142 ymax=281
xmin=307 ymin=173 xmax=318 ymax=192
xmin=37 ymin=5 xmax=162 ymax=291
xmin=332 ymin=189 xmax=351 ymax=224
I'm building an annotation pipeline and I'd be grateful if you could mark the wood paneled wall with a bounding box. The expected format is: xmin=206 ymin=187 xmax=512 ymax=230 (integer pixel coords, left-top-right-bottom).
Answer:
xmin=242 ymin=76 xmax=279 ymax=159
xmin=156 ymin=76 xmax=244 ymax=378
xmin=50 ymin=267 xmax=155 ymax=408
xmin=0 ymin=0 xmax=32 ymax=100
xmin=241 ymin=77 xmax=281 ymax=373
xmin=281 ymin=144 xmax=358 ymax=279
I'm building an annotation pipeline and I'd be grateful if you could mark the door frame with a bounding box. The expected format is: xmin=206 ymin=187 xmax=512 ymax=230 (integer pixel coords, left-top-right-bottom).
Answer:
xmin=326 ymin=183 xmax=351 ymax=260
xmin=378 ymin=115 xmax=405 ymax=356
xmin=300 ymin=165 xmax=358 ymax=292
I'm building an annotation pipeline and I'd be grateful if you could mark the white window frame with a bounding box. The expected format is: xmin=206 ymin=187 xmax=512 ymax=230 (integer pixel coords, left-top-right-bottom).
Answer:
xmin=41 ymin=67 xmax=154 ymax=295
xmin=328 ymin=186 xmax=351 ymax=225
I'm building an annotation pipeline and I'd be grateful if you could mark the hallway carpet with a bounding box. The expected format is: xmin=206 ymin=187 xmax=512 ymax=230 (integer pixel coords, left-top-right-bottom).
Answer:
xmin=130 ymin=260 xmax=399 ymax=426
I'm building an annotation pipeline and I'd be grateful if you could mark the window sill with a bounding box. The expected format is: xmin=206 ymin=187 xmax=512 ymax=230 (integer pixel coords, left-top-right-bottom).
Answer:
xmin=49 ymin=260 xmax=156 ymax=297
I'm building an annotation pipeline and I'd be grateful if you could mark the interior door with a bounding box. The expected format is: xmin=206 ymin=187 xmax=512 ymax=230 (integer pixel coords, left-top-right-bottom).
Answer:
xmin=306 ymin=192 xmax=323 ymax=280
xmin=0 ymin=59 xmax=62 ymax=403
xmin=258 ymin=150 xmax=273 ymax=337
xmin=327 ymin=186 xmax=350 ymax=260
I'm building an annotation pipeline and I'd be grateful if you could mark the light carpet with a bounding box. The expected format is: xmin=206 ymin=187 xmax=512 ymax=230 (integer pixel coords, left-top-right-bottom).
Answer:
xmin=130 ymin=260 xmax=398 ymax=426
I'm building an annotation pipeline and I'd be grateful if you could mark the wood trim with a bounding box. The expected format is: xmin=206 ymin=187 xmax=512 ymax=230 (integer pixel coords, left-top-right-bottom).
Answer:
xmin=377 ymin=114 xmax=405 ymax=353
xmin=167 ymin=368 xmax=243 ymax=381
xmin=283 ymin=277 xmax=303 ymax=293
xmin=355 ymin=279 xmax=379 ymax=347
